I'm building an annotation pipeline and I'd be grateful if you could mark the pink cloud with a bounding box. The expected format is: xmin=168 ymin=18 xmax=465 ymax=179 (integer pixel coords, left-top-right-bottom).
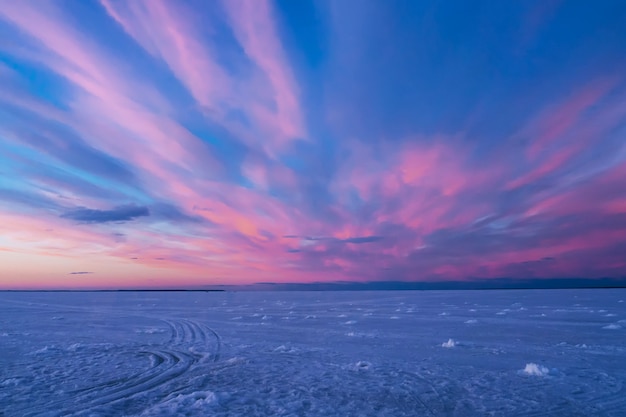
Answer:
xmin=221 ymin=0 xmax=305 ymax=148
xmin=526 ymin=78 xmax=618 ymax=159
xmin=0 ymin=2 xmax=229 ymax=205
xmin=101 ymin=0 xmax=229 ymax=113
xmin=102 ymin=0 xmax=305 ymax=154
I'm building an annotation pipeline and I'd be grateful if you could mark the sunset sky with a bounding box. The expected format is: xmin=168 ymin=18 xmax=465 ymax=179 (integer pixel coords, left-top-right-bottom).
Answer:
xmin=1 ymin=0 xmax=625 ymax=289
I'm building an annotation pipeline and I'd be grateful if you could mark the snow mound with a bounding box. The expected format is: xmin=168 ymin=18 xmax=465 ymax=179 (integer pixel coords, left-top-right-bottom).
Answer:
xmin=135 ymin=327 xmax=165 ymax=334
xmin=273 ymin=345 xmax=297 ymax=353
xmin=441 ymin=339 xmax=457 ymax=348
xmin=522 ymin=363 xmax=549 ymax=376
xmin=352 ymin=361 xmax=372 ymax=371
xmin=602 ymin=324 xmax=621 ymax=330
xmin=140 ymin=390 xmax=218 ymax=416
xmin=67 ymin=343 xmax=86 ymax=351
xmin=225 ymin=356 xmax=246 ymax=365
xmin=33 ymin=346 xmax=55 ymax=354
xmin=0 ymin=378 xmax=21 ymax=387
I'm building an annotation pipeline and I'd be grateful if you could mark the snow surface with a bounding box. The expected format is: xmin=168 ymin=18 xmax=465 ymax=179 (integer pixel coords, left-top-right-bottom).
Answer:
xmin=1 ymin=289 xmax=625 ymax=416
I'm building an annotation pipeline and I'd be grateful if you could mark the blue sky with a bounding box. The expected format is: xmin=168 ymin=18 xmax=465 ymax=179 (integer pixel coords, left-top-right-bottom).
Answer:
xmin=0 ymin=0 xmax=625 ymax=288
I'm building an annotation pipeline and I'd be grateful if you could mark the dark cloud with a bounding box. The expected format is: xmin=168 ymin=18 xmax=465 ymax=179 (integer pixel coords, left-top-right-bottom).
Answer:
xmin=239 ymin=278 xmax=626 ymax=291
xmin=112 ymin=232 xmax=126 ymax=242
xmin=151 ymin=203 xmax=205 ymax=223
xmin=69 ymin=271 xmax=92 ymax=275
xmin=61 ymin=204 xmax=149 ymax=223
xmin=342 ymin=236 xmax=384 ymax=244
xmin=283 ymin=235 xmax=383 ymax=245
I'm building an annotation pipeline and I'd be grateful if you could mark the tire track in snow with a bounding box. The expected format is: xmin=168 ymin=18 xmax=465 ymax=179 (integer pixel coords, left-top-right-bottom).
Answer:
xmin=18 ymin=318 xmax=223 ymax=416
xmin=70 ymin=318 xmax=221 ymax=412
xmin=82 ymin=350 xmax=194 ymax=408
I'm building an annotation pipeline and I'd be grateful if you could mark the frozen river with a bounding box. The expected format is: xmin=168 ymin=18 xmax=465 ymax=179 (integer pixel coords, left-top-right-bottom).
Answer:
xmin=1 ymin=289 xmax=625 ymax=416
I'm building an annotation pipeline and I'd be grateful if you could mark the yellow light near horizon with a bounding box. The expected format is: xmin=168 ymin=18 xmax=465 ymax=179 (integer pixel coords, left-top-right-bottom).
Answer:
xmin=0 ymin=251 xmax=177 ymax=289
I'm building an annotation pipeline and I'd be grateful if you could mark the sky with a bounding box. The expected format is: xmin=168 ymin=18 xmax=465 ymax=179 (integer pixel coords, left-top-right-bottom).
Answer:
xmin=0 ymin=0 xmax=625 ymax=289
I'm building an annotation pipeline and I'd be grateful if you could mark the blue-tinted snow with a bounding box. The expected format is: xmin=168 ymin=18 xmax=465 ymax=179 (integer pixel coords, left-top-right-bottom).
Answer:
xmin=1 ymin=289 xmax=625 ymax=416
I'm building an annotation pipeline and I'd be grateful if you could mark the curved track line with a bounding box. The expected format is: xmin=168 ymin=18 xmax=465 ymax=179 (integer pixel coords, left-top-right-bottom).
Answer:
xmin=68 ymin=318 xmax=221 ymax=413
xmin=15 ymin=318 xmax=224 ymax=416
xmin=84 ymin=350 xmax=194 ymax=407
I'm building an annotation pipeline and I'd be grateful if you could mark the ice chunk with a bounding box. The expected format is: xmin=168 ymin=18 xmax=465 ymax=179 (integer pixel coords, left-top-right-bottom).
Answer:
xmin=67 ymin=343 xmax=85 ymax=351
xmin=135 ymin=327 xmax=165 ymax=334
xmin=441 ymin=339 xmax=457 ymax=348
xmin=140 ymin=390 xmax=218 ymax=416
xmin=33 ymin=346 xmax=53 ymax=354
xmin=273 ymin=345 xmax=297 ymax=353
xmin=522 ymin=363 xmax=549 ymax=376
xmin=352 ymin=361 xmax=371 ymax=371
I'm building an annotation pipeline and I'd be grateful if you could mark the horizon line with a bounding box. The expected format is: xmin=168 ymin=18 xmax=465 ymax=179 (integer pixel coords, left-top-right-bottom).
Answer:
xmin=2 ymin=277 xmax=626 ymax=292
